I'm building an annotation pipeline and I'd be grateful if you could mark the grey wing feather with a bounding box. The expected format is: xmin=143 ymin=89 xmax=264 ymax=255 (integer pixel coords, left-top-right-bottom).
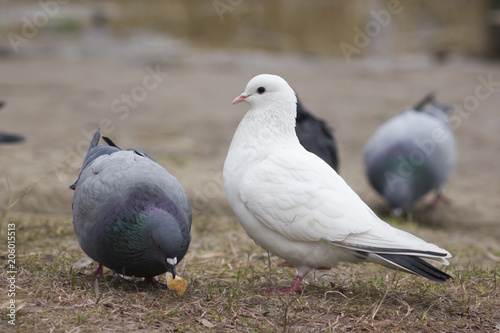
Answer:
xmin=128 ymin=148 xmax=158 ymax=163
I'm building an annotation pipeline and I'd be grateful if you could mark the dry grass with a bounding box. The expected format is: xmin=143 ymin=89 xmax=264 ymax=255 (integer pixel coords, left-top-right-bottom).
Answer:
xmin=2 ymin=208 xmax=499 ymax=332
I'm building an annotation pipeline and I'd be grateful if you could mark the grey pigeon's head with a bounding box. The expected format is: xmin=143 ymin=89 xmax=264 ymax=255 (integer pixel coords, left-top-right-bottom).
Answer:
xmin=144 ymin=209 xmax=190 ymax=279
xmin=366 ymin=161 xmax=414 ymax=213
xmin=382 ymin=181 xmax=414 ymax=215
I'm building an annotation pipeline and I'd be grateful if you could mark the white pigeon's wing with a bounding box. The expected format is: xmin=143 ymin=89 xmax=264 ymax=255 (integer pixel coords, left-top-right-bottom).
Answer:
xmin=240 ymin=148 xmax=450 ymax=259
xmin=240 ymin=149 xmax=379 ymax=243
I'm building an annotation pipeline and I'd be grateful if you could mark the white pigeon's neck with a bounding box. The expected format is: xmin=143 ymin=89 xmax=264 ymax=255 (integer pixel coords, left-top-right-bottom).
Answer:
xmin=224 ymin=97 xmax=300 ymax=183
xmin=232 ymin=101 xmax=299 ymax=151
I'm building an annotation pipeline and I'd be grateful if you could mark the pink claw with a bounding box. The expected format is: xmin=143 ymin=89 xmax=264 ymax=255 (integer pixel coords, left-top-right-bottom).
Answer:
xmin=266 ymin=275 xmax=305 ymax=293
xmin=430 ymin=191 xmax=452 ymax=209
xmin=93 ymin=263 xmax=104 ymax=277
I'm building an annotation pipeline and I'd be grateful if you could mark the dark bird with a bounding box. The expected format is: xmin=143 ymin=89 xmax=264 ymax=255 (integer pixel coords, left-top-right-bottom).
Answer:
xmin=363 ymin=93 xmax=457 ymax=216
xmin=70 ymin=129 xmax=192 ymax=284
xmin=0 ymin=102 xmax=24 ymax=144
xmin=295 ymin=98 xmax=339 ymax=172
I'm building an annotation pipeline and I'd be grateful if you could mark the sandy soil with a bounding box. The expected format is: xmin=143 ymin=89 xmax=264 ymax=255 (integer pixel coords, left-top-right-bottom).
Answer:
xmin=1 ymin=30 xmax=499 ymax=268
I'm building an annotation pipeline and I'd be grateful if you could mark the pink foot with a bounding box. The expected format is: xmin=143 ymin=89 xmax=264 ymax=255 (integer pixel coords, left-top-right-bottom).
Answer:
xmin=430 ymin=191 xmax=452 ymax=209
xmin=93 ymin=263 xmax=104 ymax=277
xmin=266 ymin=275 xmax=304 ymax=293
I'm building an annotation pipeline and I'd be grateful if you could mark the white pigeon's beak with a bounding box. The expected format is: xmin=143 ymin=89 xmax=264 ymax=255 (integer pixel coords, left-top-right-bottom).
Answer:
xmin=232 ymin=93 xmax=250 ymax=105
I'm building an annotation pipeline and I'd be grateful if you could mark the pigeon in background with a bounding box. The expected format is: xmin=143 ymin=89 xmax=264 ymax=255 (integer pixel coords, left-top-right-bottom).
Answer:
xmin=363 ymin=93 xmax=457 ymax=216
xmin=70 ymin=129 xmax=192 ymax=284
xmin=0 ymin=101 xmax=24 ymax=144
xmin=224 ymin=75 xmax=451 ymax=293
xmin=295 ymin=98 xmax=339 ymax=172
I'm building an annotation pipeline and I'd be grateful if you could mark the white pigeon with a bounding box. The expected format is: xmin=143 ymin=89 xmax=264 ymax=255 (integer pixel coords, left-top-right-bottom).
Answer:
xmin=223 ymin=74 xmax=452 ymax=293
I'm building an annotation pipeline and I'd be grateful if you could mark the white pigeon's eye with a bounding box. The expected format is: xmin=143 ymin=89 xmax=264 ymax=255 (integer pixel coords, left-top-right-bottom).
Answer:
xmin=257 ymin=87 xmax=266 ymax=94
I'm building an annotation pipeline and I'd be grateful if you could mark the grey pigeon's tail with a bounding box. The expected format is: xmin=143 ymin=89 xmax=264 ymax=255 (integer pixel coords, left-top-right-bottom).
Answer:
xmin=376 ymin=253 xmax=452 ymax=283
xmin=413 ymin=93 xmax=452 ymax=116
xmin=70 ymin=129 xmax=160 ymax=190
xmin=85 ymin=128 xmax=102 ymax=157
xmin=0 ymin=101 xmax=4 ymax=109
xmin=413 ymin=92 xmax=435 ymax=111
xmin=70 ymin=129 xmax=120 ymax=190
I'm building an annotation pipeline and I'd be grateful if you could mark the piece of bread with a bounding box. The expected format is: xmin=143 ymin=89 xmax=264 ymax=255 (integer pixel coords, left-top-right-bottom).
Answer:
xmin=166 ymin=272 xmax=187 ymax=296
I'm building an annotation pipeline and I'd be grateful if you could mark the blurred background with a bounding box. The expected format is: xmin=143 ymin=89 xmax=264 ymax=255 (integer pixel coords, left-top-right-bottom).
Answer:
xmin=86 ymin=0 xmax=495 ymax=59
xmin=2 ymin=0 xmax=500 ymax=59
xmin=0 ymin=0 xmax=499 ymax=259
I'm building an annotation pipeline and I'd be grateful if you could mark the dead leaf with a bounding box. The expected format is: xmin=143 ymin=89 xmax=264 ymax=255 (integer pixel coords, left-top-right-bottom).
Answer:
xmin=72 ymin=257 xmax=93 ymax=269
xmin=200 ymin=318 xmax=215 ymax=328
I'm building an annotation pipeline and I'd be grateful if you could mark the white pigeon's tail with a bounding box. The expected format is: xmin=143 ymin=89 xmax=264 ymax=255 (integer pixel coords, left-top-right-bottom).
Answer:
xmin=333 ymin=240 xmax=452 ymax=283
xmin=371 ymin=253 xmax=452 ymax=283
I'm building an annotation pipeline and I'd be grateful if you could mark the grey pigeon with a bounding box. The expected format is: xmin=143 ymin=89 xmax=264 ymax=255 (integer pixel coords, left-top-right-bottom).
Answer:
xmin=224 ymin=75 xmax=451 ymax=293
xmin=295 ymin=98 xmax=339 ymax=172
xmin=70 ymin=129 xmax=192 ymax=284
xmin=363 ymin=93 xmax=457 ymax=216
xmin=0 ymin=101 xmax=24 ymax=144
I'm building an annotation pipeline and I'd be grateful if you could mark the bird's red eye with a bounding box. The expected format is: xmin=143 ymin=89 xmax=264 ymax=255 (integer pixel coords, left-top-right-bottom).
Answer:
xmin=156 ymin=243 xmax=161 ymax=250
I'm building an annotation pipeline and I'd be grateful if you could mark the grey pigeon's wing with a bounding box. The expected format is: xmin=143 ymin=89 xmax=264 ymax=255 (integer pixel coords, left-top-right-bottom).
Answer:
xmin=0 ymin=101 xmax=4 ymax=109
xmin=72 ymin=151 xmax=192 ymax=251
xmin=72 ymin=129 xmax=191 ymax=226
xmin=295 ymin=99 xmax=339 ymax=172
xmin=70 ymin=129 xmax=120 ymax=190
